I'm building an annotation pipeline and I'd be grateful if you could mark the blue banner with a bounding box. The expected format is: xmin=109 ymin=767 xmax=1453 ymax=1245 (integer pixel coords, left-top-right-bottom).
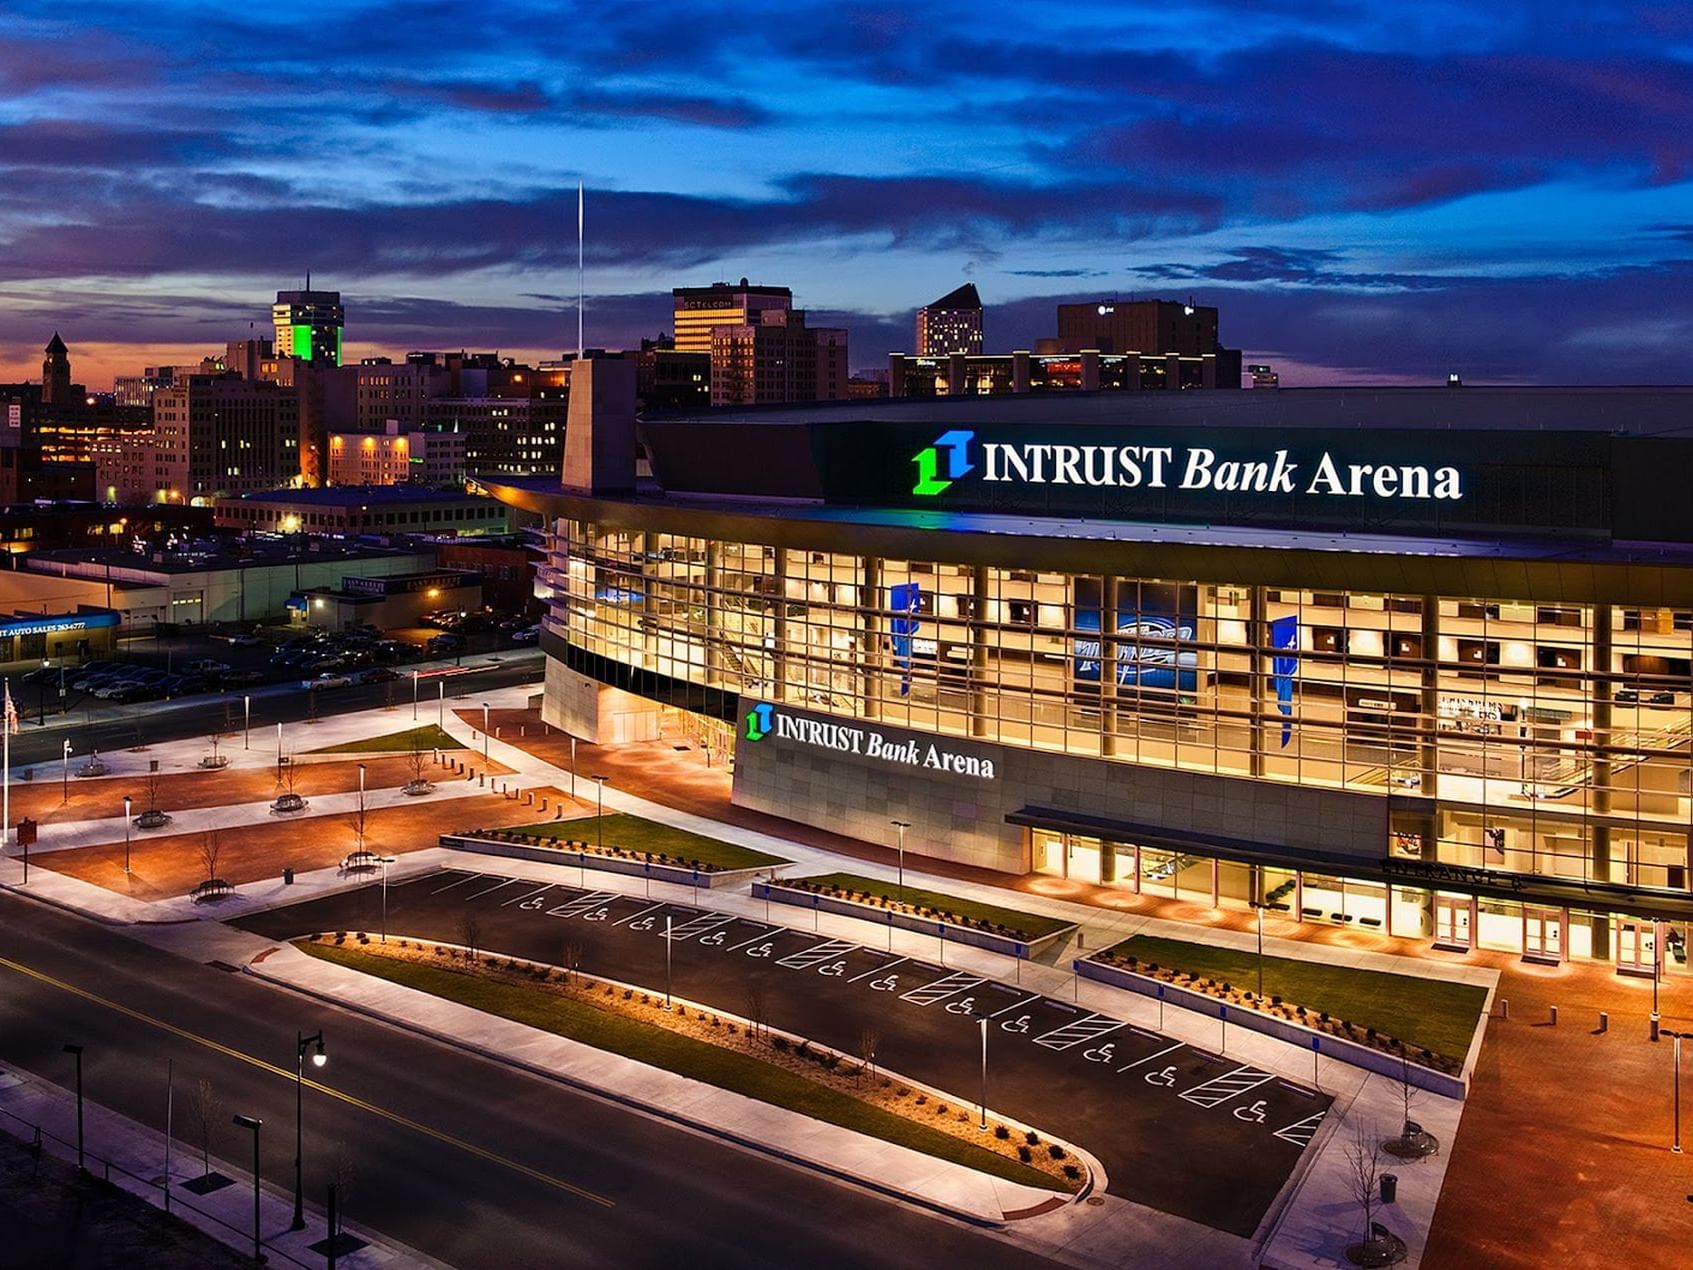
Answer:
xmin=1271 ymin=615 xmax=1298 ymax=747
xmin=1074 ymin=608 xmax=1198 ymax=692
xmin=889 ymin=582 xmax=922 ymax=696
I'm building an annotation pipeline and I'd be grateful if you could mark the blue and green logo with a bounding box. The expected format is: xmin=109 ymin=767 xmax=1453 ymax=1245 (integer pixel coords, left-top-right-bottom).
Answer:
xmin=744 ymin=702 xmax=774 ymax=741
xmin=912 ymin=430 xmax=974 ymax=496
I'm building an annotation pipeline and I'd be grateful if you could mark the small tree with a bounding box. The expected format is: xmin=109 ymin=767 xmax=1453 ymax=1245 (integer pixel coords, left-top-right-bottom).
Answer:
xmin=406 ymin=739 xmax=432 ymax=793
xmin=744 ymin=983 xmax=768 ymax=1042
xmin=384 ymin=680 xmax=397 ymax=712
xmin=198 ymin=830 xmax=223 ymax=884
xmin=143 ymin=770 xmax=165 ymax=816
xmin=461 ymin=913 xmax=481 ymax=964
xmin=857 ymin=1024 xmax=879 ymax=1085
xmin=331 ymin=1140 xmax=356 ymax=1238
xmin=1343 ymin=1120 xmax=1401 ymax=1267
xmin=189 ymin=1078 xmax=222 ymax=1178
xmin=561 ymin=938 xmax=584 ymax=986
xmin=1386 ymin=1044 xmax=1438 ymax=1160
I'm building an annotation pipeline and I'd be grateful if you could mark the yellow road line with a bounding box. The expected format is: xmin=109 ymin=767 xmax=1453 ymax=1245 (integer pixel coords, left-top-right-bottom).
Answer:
xmin=0 ymin=953 xmax=614 ymax=1208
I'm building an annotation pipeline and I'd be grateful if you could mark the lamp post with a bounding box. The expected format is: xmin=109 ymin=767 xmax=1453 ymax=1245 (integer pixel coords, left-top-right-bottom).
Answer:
xmin=437 ymin=680 xmax=444 ymax=728
xmin=38 ymin=658 xmax=48 ymax=725
xmin=1667 ymin=1028 xmax=1687 ymax=1155
xmin=63 ymin=1043 xmax=84 ymax=1171
xmin=481 ymin=703 xmax=490 ymax=760
xmin=890 ymin=820 xmax=910 ymax=899
xmin=356 ymin=765 xmax=366 ymax=852
xmin=122 ymin=795 xmax=132 ymax=875
xmin=243 ymin=695 xmax=251 ymax=750
xmin=61 ymin=739 xmax=71 ymax=804
xmin=592 ymin=776 xmax=608 ymax=852
xmin=569 ymin=735 xmax=577 ymax=801
xmin=292 ymin=1030 xmax=327 ymax=1229
xmin=276 ymin=721 xmax=283 ymax=774
xmin=379 ymin=855 xmax=396 ymax=943
xmin=978 ymin=1017 xmax=989 ymax=1131
xmin=1652 ymin=920 xmax=1662 ymax=1041
xmin=232 ymin=1113 xmax=263 ymax=1263
xmin=664 ymin=912 xmax=673 ymax=1009
xmin=411 ymin=671 xmax=419 ymax=722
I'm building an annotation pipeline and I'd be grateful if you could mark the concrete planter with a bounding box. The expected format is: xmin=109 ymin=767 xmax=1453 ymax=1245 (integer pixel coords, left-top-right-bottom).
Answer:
xmin=135 ymin=809 xmax=172 ymax=830
xmin=270 ymin=794 xmax=309 ymax=815
xmin=1075 ymin=957 xmax=1469 ymax=1100
xmin=753 ymin=881 xmax=1073 ymax=959
xmin=441 ymin=833 xmax=774 ymax=891
xmin=402 ymin=780 xmax=436 ymax=797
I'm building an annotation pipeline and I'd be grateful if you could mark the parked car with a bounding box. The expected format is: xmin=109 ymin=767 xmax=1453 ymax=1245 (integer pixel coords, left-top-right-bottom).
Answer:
xmin=357 ymin=667 xmax=399 ymax=684
xmin=221 ymin=668 xmax=267 ymax=687
xmin=426 ymin=633 xmax=464 ymax=655
xmin=302 ymin=673 xmax=352 ymax=690
xmin=510 ymin=625 xmax=541 ymax=644
xmin=182 ymin=659 xmax=230 ymax=676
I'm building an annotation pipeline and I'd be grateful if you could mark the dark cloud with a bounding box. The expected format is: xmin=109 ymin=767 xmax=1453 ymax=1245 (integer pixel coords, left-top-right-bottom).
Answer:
xmin=1135 ymin=247 xmax=1450 ymax=291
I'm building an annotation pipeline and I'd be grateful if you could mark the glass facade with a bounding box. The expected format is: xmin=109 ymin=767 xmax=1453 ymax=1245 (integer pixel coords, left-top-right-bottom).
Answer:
xmin=543 ymin=516 xmax=1693 ymax=968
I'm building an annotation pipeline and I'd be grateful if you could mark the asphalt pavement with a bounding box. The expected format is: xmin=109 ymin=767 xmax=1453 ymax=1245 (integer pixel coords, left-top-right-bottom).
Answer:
xmin=0 ymin=890 xmax=1051 ymax=1270
xmin=239 ymin=869 xmax=1333 ymax=1239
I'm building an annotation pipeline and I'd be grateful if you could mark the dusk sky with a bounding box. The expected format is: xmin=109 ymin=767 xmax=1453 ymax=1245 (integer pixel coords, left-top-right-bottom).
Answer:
xmin=3 ymin=1 xmax=1693 ymax=389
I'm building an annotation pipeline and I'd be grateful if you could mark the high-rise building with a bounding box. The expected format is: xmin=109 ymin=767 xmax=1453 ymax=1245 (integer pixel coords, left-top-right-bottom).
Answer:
xmin=915 ymin=283 xmax=984 ymax=356
xmin=272 ymin=289 xmax=345 ymax=366
xmin=143 ymin=374 xmax=301 ymax=503
xmin=708 ymin=309 xmax=848 ymax=407
xmin=671 ymin=279 xmax=793 ymax=353
xmin=327 ymin=420 xmax=467 ymax=488
xmin=1054 ymin=298 xmax=1219 ymax=356
xmin=353 ymin=354 xmax=452 ymax=430
xmin=41 ymin=333 xmax=74 ymax=405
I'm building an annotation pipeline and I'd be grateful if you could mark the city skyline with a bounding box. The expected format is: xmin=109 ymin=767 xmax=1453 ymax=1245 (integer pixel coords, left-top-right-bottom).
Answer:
xmin=3 ymin=2 xmax=1692 ymax=388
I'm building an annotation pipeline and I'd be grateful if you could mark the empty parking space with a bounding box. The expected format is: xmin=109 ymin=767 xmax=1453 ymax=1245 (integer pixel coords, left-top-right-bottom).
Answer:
xmin=238 ymin=873 xmax=1332 ymax=1237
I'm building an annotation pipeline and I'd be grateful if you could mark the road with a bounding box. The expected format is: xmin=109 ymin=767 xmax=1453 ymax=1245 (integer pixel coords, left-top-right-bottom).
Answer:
xmin=0 ymin=892 xmax=1053 ymax=1269
xmin=240 ymin=870 xmax=1333 ymax=1238
xmin=4 ymin=653 xmax=544 ymax=769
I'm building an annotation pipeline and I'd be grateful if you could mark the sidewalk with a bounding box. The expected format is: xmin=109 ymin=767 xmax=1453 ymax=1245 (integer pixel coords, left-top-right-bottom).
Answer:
xmin=0 ymin=1065 xmax=432 ymax=1268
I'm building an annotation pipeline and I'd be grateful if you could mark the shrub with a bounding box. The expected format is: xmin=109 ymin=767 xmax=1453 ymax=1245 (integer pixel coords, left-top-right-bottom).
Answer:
xmin=622 ymin=989 xmax=633 ymax=1000
xmin=1062 ymin=1164 xmax=1080 ymax=1181
xmin=934 ymin=1104 xmax=947 ymax=1116
xmin=434 ymin=946 xmax=447 ymax=957
xmin=1024 ymin=1130 xmax=1040 ymax=1146
xmin=772 ymin=1036 xmax=789 ymax=1051
xmin=915 ymin=1094 xmax=927 ymax=1106
xmin=994 ymin=1125 xmax=1010 ymax=1140
xmin=1017 ymin=1146 xmax=1032 ymax=1163
xmin=1048 ymin=1144 xmax=1066 ymax=1160
xmin=1271 ymin=995 xmax=1282 ymax=1006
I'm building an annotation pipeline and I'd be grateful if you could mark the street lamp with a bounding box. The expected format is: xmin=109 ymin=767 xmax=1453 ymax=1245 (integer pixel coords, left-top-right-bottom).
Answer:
xmin=63 ymin=1043 xmax=84 ymax=1171
xmin=356 ymin=765 xmax=367 ymax=851
xmin=292 ymin=1030 xmax=327 ymax=1229
xmin=978 ymin=1017 xmax=989 ymax=1131
xmin=411 ymin=670 xmax=419 ymax=721
xmin=437 ymin=680 xmax=444 ymax=729
xmin=379 ymin=855 xmax=397 ymax=943
xmin=890 ymin=820 xmax=910 ymax=899
xmin=122 ymin=795 xmax=132 ymax=875
xmin=1667 ymin=1028 xmax=1687 ymax=1155
xmin=61 ymin=739 xmax=71 ymax=805
xmin=568 ymin=736 xmax=577 ymax=801
xmin=232 ymin=1113 xmax=263 ymax=1262
xmin=593 ymin=776 xmax=608 ymax=852
xmin=38 ymin=658 xmax=48 ymax=726
xmin=243 ymin=695 xmax=251 ymax=750
xmin=481 ymin=702 xmax=490 ymax=760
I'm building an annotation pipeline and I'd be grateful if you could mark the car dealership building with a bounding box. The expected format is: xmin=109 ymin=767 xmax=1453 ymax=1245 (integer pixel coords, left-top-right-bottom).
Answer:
xmin=485 ymin=366 xmax=1693 ymax=978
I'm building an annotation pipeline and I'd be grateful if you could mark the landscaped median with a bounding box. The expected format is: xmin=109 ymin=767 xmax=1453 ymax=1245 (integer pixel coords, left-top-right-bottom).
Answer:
xmin=444 ymin=813 xmax=789 ymax=890
xmin=754 ymin=873 xmax=1076 ymax=957
xmin=305 ymin=725 xmax=466 ymax=755
xmin=1080 ymin=934 xmax=1490 ymax=1098
xmin=299 ymin=933 xmax=1082 ymax=1195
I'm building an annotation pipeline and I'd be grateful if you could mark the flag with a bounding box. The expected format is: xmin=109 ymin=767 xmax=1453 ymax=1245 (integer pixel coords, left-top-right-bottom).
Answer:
xmin=2 ymin=680 xmax=17 ymax=736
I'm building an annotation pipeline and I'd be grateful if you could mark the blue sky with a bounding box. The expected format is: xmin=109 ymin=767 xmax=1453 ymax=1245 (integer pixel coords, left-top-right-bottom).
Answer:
xmin=2 ymin=0 xmax=1692 ymax=386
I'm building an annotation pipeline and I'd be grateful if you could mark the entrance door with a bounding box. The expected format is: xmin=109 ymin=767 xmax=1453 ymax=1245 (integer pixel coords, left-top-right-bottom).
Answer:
xmin=1523 ymin=906 xmax=1567 ymax=964
xmin=1616 ymin=918 xmax=1658 ymax=978
xmin=1432 ymin=893 xmax=1475 ymax=952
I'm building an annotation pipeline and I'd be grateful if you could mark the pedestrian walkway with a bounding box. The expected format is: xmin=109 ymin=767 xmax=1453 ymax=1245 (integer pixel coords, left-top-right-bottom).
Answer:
xmin=0 ymin=1064 xmax=431 ymax=1268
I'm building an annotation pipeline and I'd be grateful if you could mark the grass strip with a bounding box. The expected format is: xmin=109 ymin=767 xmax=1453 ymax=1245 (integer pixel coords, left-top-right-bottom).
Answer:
xmin=1105 ymin=934 xmax=1487 ymax=1062
xmin=306 ymin=725 xmax=466 ymax=755
xmin=506 ymin=813 xmax=786 ymax=869
xmin=302 ymin=941 xmax=1064 ymax=1191
xmin=781 ymin=872 xmax=1074 ymax=940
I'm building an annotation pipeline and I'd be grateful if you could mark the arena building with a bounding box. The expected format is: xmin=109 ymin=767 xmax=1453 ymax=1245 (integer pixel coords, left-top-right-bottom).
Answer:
xmin=483 ymin=364 xmax=1693 ymax=979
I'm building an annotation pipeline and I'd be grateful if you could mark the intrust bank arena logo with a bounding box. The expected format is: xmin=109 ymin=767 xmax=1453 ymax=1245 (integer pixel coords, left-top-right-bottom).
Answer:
xmin=912 ymin=429 xmax=975 ymax=496
xmin=744 ymin=701 xmax=774 ymax=742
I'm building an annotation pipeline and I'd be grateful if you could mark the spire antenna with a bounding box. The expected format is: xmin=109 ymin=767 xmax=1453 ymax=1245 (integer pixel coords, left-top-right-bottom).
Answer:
xmin=577 ymin=180 xmax=585 ymax=360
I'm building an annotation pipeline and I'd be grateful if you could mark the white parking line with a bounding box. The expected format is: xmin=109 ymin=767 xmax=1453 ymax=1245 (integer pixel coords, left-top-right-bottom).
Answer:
xmin=662 ymin=914 xmax=734 ymax=941
xmin=1031 ymin=1015 xmax=1123 ymax=1051
xmin=899 ymin=973 xmax=984 ymax=1006
xmin=544 ymin=891 xmax=619 ymax=919
xmin=429 ymin=873 xmax=480 ymax=894
xmin=848 ymin=956 xmax=904 ymax=983
xmin=465 ymin=878 xmax=518 ymax=900
xmin=724 ymin=926 xmax=778 ymax=952
xmin=776 ymin=939 xmax=857 ymax=970
xmin=1119 ymin=1040 xmax=1184 ymax=1072
xmin=611 ymin=902 xmax=666 ymax=927
xmin=987 ymin=993 xmax=1044 ymax=1019
xmin=501 ymin=884 xmax=552 ymax=908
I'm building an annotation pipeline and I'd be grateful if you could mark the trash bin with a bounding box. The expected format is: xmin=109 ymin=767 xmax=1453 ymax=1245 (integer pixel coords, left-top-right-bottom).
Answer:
xmin=283 ymin=867 xmax=295 ymax=886
xmin=1380 ymin=1173 xmax=1398 ymax=1205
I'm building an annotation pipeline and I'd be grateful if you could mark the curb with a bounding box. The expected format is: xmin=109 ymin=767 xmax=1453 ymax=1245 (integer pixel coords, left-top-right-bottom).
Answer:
xmin=245 ymin=944 xmax=1074 ymax=1230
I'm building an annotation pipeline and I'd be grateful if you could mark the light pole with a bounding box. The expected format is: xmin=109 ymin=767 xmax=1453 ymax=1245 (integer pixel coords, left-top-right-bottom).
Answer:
xmin=593 ymin=776 xmax=608 ymax=852
xmin=569 ymin=735 xmax=577 ymax=800
xmin=890 ymin=819 xmax=910 ymax=899
xmin=379 ymin=855 xmax=396 ymax=942
xmin=232 ymin=1113 xmax=263 ymax=1263
xmin=412 ymin=670 xmax=419 ymax=722
xmin=63 ymin=1043 xmax=84 ymax=1171
xmin=61 ymin=739 xmax=71 ymax=804
xmin=1666 ymin=1028 xmax=1687 ymax=1155
xmin=292 ymin=1030 xmax=327 ymax=1229
xmin=481 ymin=702 xmax=490 ymax=760
xmin=978 ymin=1017 xmax=989 ymax=1131
xmin=664 ymin=912 xmax=673 ymax=1009
xmin=1652 ymin=920 xmax=1662 ymax=1040
xmin=243 ymin=695 xmax=250 ymax=750
xmin=38 ymin=657 xmax=48 ymax=725
xmin=122 ymin=795 xmax=132 ymax=875
xmin=356 ymin=765 xmax=367 ymax=851
xmin=437 ymin=680 xmax=444 ymax=728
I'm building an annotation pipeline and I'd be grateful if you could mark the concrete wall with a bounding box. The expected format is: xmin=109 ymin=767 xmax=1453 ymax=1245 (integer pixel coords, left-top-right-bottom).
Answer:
xmin=731 ymin=698 xmax=1386 ymax=875
xmin=541 ymin=660 xmax=663 ymax=744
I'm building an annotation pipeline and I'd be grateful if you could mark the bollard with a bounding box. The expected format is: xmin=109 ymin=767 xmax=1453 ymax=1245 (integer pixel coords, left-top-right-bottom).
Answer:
xmin=539 ymin=798 xmax=548 ymax=812
xmin=1549 ymin=1005 xmax=1558 ymax=1026
xmin=478 ymin=773 xmax=485 ymax=787
xmin=1652 ymin=1012 xmax=1662 ymax=1042
xmin=1599 ymin=1011 xmax=1608 ymax=1033
xmin=1500 ymin=998 xmax=1509 ymax=1020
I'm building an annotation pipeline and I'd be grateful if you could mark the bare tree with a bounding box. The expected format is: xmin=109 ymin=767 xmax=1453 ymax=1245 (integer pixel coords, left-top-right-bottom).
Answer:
xmin=561 ymin=938 xmax=584 ymax=987
xmin=857 ymin=1023 xmax=879 ymax=1085
xmin=744 ymin=983 xmax=768 ymax=1042
xmin=1342 ymin=1120 xmax=1402 ymax=1267
xmin=460 ymin=913 xmax=481 ymax=964
xmin=188 ymin=1078 xmax=222 ymax=1178
xmin=143 ymin=770 xmax=165 ymax=816
xmin=1385 ymin=1044 xmax=1438 ymax=1160
xmin=197 ymin=830 xmax=223 ymax=884
xmin=331 ymin=1140 xmax=356 ymax=1238
xmin=384 ymin=680 xmax=397 ymax=711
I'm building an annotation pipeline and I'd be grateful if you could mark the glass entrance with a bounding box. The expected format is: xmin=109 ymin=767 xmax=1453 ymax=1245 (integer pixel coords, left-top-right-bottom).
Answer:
xmin=1433 ymin=893 xmax=1475 ymax=951
xmin=1523 ymin=905 xmax=1567 ymax=964
xmin=1616 ymin=918 xmax=1658 ymax=978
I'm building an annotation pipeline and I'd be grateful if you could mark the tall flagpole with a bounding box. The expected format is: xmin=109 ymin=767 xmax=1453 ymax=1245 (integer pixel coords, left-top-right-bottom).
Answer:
xmin=577 ymin=180 xmax=585 ymax=359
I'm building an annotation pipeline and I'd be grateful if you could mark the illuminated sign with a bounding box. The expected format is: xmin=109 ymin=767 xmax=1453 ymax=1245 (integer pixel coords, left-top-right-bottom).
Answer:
xmin=0 ymin=612 xmax=119 ymax=638
xmin=743 ymin=701 xmax=995 ymax=780
xmin=913 ymin=430 xmax=1462 ymax=502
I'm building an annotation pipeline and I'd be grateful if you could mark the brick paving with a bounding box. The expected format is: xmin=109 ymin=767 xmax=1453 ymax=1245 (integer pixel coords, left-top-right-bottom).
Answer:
xmin=485 ymin=705 xmax=1693 ymax=1266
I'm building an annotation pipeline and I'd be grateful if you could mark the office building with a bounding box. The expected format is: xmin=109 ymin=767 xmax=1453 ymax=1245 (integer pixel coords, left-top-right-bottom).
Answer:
xmin=672 ymin=280 xmax=794 ymax=353
xmin=485 ymin=386 xmax=1693 ymax=977
xmin=213 ymin=484 xmax=510 ymax=537
xmin=148 ymin=374 xmax=301 ymax=502
xmin=272 ymin=288 xmax=345 ymax=366
xmin=328 ymin=420 xmax=467 ymax=488
xmin=916 ymin=283 xmax=984 ymax=356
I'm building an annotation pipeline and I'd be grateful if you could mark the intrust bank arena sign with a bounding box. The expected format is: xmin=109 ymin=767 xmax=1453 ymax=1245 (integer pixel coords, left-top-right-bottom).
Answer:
xmin=743 ymin=702 xmax=997 ymax=781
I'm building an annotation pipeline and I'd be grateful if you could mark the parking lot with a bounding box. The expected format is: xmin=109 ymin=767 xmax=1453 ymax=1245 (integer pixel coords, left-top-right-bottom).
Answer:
xmin=239 ymin=870 xmax=1333 ymax=1237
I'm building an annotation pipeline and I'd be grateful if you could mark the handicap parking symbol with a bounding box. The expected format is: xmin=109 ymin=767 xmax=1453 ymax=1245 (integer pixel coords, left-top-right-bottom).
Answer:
xmin=583 ymin=908 xmax=610 ymax=922
xmin=700 ymin=931 xmax=726 ymax=947
xmin=944 ymin=997 xmax=976 ymax=1016
xmin=520 ymin=897 xmax=545 ymax=911
xmin=629 ymin=917 xmax=656 ymax=932
xmin=1000 ymin=1015 xmax=1031 ymax=1034
xmin=1233 ymin=1100 xmax=1268 ymax=1124
xmin=745 ymin=942 xmax=775 ymax=958
xmin=1083 ymin=1042 xmax=1116 ymax=1064
xmin=869 ymin=975 xmax=900 ymax=992
xmin=1144 ymin=1066 xmax=1177 ymax=1087
xmin=819 ymin=961 xmax=847 ymax=977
